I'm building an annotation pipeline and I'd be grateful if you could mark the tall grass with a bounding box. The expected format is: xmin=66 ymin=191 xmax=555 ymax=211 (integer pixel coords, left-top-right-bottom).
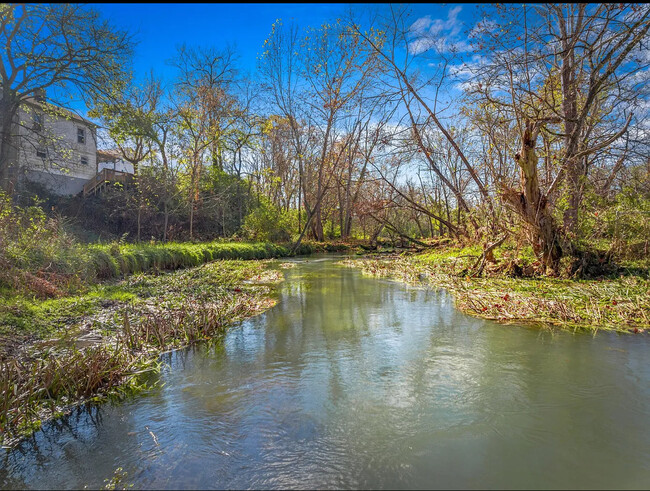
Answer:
xmin=0 ymin=346 xmax=154 ymax=443
xmin=0 ymin=193 xmax=312 ymax=298
xmin=88 ymin=241 xmax=305 ymax=280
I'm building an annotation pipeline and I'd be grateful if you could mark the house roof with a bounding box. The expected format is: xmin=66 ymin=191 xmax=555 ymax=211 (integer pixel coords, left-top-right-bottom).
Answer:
xmin=22 ymin=97 xmax=99 ymax=129
xmin=96 ymin=148 xmax=123 ymax=161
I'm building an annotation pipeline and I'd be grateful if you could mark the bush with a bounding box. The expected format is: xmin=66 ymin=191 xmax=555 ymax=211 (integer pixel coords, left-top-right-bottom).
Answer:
xmin=0 ymin=193 xmax=91 ymax=282
xmin=243 ymin=197 xmax=294 ymax=243
xmin=0 ymin=192 xmax=302 ymax=298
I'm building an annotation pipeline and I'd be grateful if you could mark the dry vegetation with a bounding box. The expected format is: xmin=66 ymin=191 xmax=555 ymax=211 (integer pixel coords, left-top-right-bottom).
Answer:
xmin=341 ymin=245 xmax=650 ymax=333
xmin=0 ymin=260 xmax=284 ymax=447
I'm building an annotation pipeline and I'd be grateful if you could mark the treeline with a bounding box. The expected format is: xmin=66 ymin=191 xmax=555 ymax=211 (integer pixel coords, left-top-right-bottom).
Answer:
xmin=3 ymin=4 xmax=650 ymax=275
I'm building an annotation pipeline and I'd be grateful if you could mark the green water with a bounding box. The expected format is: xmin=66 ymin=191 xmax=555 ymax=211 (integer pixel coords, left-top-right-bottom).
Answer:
xmin=2 ymin=256 xmax=649 ymax=489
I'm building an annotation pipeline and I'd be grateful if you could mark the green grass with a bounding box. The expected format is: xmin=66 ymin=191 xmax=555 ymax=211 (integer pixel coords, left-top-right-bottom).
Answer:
xmin=0 ymin=239 xmax=315 ymax=351
xmin=87 ymin=241 xmax=306 ymax=280
xmin=0 ymin=194 xmax=312 ymax=296
xmin=0 ymin=258 xmax=285 ymax=344
xmin=1 ymin=239 xmax=313 ymax=301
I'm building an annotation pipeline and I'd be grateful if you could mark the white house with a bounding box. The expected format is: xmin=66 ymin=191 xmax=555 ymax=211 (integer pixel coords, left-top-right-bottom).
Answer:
xmin=9 ymin=90 xmax=134 ymax=196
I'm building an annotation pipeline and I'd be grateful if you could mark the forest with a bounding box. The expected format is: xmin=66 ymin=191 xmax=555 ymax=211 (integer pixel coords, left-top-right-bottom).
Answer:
xmin=1 ymin=4 xmax=649 ymax=277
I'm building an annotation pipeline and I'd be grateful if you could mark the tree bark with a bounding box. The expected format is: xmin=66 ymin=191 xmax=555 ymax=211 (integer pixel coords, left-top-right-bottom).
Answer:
xmin=0 ymin=91 xmax=19 ymax=193
xmin=502 ymin=121 xmax=563 ymax=274
xmin=310 ymin=202 xmax=324 ymax=241
xmin=558 ymin=8 xmax=580 ymax=232
xmin=163 ymin=200 xmax=169 ymax=242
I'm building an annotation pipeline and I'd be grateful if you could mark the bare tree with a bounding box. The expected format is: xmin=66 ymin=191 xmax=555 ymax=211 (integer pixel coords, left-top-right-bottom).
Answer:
xmin=0 ymin=4 xmax=133 ymax=192
xmin=349 ymin=6 xmax=496 ymax=239
xmin=469 ymin=3 xmax=650 ymax=271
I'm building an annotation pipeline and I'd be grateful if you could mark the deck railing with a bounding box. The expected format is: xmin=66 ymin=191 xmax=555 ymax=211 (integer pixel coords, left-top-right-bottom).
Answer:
xmin=83 ymin=168 xmax=133 ymax=196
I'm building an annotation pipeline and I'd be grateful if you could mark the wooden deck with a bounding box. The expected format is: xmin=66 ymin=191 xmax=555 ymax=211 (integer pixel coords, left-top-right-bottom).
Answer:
xmin=83 ymin=168 xmax=134 ymax=196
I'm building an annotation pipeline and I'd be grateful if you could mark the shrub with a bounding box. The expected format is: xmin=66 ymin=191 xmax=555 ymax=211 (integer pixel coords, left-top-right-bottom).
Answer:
xmin=0 ymin=193 xmax=92 ymax=287
xmin=0 ymin=192 xmax=301 ymax=298
xmin=243 ymin=197 xmax=294 ymax=243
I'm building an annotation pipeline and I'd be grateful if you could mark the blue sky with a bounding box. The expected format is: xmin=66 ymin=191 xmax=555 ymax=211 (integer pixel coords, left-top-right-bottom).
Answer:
xmin=95 ymin=3 xmax=352 ymax=79
xmin=93 ymin=3 xmax=482 ymax=82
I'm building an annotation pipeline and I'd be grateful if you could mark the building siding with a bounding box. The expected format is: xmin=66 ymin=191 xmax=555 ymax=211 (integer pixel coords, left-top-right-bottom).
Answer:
xmin=14 ymin=101 xmax=99 ymax=196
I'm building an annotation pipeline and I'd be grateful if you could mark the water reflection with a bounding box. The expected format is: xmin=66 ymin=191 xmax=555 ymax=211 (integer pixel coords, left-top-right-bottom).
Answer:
xmin=1 ymin=256 xmax=649 ymax=489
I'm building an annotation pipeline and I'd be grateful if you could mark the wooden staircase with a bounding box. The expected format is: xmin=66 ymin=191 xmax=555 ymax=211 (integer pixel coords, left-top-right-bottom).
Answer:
xmin=83 ymin=168 xmax=134 ymax=196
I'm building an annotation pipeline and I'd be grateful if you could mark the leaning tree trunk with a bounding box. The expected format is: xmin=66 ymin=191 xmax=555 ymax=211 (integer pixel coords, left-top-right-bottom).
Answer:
xmin=502 ymin=121 xmax=563 ymax=274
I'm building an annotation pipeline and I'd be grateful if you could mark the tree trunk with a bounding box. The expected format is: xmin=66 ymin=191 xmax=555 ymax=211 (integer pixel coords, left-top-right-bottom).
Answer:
xmin=343 ymin=208 xmax=353 ymax=239
xmin=339 ymin=187 xmax=346 ymax=239
xmin=163 ymin=201 xmax=169 ymax=242
xmin=502 ymin=121 xmax=563 ymax=274
xmin=310 ymin=202 xmax=324 ymax=241
xmin=189 ymin=201 xmax=194 ymax=239
xmin=557 ymin=8 xmax=581 ymax=233
xmin=137 ymin=206 xmax=142 ymax=242
xmin=0 ymin=92 xmax=19 ymax=193
xmin=369 ymin=223 xmax=385 ymax=249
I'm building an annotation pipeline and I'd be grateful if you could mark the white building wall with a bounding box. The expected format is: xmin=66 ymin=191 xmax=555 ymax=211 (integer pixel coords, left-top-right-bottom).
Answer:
xmin=98 ymin=157 xmax=134 ymax=174
xmin=16 ymin=103 xmax=98 ymax=188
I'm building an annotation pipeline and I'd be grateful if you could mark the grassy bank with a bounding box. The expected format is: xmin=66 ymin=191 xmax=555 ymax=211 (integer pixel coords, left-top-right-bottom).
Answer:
xmin=87 ymin=241 xmax=315 ymax=280
xmin=0 ymin=259 xmax=287 ymax=446
xmin=341 ymin=247 xmax=650 ymax=334
xmin=2 ymin=238 xmax=312 ymax=298
xmin=0 ymin=237 xmax=315 ymax=353
xmin=1 ymin=192 xmax=315 ymax=293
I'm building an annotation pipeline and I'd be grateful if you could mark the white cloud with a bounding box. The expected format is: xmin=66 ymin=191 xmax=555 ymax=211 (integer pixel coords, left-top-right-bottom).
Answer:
xmin=447 ymin=54 xmax=491 ymax=93
xmin=468 ymin=19 xmax=498 ymax=39
xmin=448 ymin=54 xmax=488 ymax=78
xmin=409 ymin=37 xmax=436 ymax=56
xmin=409 ymin=15 xmax=434 ymax=35
xmin=408 ymin=6 xmax=469 ymax=56
xmin=630 ymin=43 xmax=650 ymax=65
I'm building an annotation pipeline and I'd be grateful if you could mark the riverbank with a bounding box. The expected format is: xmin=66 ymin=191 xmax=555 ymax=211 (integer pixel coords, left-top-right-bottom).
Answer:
xmin=3 ymin=239 xmax=313 ymax=298
xmin=340 ymin=247 xmax=650 ymax=334
xmin=0 ymin=258 xmax=290 ymax=447
xmin=1 ymin=239 xmax=317 ymax=343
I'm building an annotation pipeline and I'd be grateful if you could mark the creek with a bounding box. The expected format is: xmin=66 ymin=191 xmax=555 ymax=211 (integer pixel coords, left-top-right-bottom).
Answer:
xmin=2 ymin=255 xmax=649 ymax=489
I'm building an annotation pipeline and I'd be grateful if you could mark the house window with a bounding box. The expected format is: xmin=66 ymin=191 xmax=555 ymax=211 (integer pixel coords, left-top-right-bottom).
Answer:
xmin=33 ymin=113 xmax=43 ymax=132
xmin=36 ymin=148 xmax=47 ymax=158
xmin=77 ymin=128 xmax=85 ymax=144
xmin=80 ymin=156 xmax=89 ymax=166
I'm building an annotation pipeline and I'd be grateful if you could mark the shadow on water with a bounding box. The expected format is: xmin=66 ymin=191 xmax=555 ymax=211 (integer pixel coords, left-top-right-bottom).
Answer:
xmin=1 ymin=254 xmax=649 ymax=489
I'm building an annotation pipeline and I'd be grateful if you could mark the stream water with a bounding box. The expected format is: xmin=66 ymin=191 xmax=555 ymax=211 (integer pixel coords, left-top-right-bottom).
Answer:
xmin=1 ymin=255 xmax=649 ymax=489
